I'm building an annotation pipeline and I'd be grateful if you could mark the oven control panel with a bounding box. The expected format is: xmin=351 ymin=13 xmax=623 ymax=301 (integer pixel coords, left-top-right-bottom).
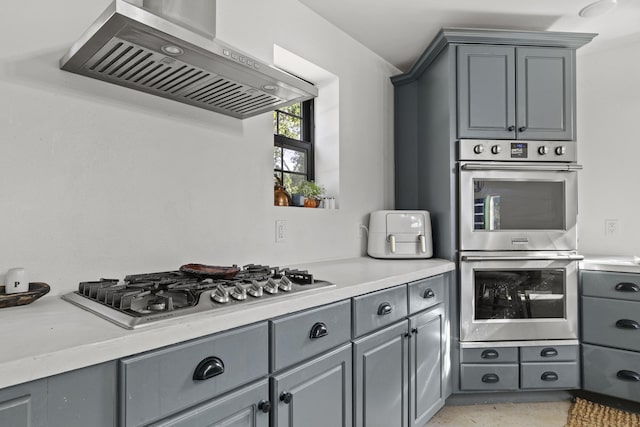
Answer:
xmin=459 ymin=140 xmax=577 ymax=162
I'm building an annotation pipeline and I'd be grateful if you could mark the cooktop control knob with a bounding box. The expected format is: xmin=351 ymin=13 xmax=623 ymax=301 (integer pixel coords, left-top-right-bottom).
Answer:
xmin=491 ymin=145 xmax=501 ymax=155
xmin=264 ymin=278 xmax=279 ymax=294
xmin=211 ymin=285 xmax=230 ymax=303
xmin=230 ymin=283 xmax=247 ymax=301
xmin=247 ymin=280 xmax=263 ymax=298
xmin=473 ymin=144 xmax=484 ymax=154
xmin=279 ymin=276 xmax=293 ymax=292
xmin=555 ymin=145 xmax=567 ymax=155
xmin=538 ymin=145 xmax=549 ymax=155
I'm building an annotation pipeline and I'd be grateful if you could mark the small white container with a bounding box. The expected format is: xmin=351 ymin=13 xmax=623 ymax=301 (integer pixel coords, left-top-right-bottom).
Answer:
xmin=5 ymin=268 xmax=28 ymax=294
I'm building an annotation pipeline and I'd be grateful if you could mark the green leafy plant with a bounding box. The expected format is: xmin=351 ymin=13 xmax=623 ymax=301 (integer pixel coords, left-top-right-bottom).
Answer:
xmin=298 ymin=180 xmax=325 ymax=199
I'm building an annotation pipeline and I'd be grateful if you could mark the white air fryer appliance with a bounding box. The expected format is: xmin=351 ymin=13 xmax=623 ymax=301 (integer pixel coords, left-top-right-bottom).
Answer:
xmin=367 ymin=210 xmax=433 ymax=259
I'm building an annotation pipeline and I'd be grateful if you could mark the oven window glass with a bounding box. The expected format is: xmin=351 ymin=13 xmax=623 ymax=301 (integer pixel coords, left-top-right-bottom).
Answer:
xmin=473 ymin=180 xmax=564 ymax=230
xmin=474 ymin=269 xmax=565 ymax=320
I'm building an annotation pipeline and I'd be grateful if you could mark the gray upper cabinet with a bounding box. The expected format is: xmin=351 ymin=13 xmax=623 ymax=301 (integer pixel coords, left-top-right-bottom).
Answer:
xmin=271 ymin=344 xmax=352 ymax=427
xmin=457 ymin=45 xmax=516 ymax=139
xmin=458 ymin=44 xmax=574 ymax=141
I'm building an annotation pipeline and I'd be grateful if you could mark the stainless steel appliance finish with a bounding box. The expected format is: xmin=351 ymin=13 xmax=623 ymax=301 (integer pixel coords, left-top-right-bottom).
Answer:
xmin=458 ymin=140 xmax=580 ymax=252
xmin=60 ymin=0 xmax=317 ymax=119
xmin=459 ymin=252 xmax=581 ymax=342
xmin=62 ymin=264 xmax=334 ymax=329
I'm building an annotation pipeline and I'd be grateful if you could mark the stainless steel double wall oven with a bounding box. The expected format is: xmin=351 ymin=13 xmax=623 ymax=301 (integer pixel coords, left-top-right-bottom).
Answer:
xmin=458 ymin=139 xmax=581 ymax=343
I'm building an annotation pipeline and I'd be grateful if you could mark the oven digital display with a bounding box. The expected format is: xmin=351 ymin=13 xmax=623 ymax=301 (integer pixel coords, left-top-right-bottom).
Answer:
xmin=510 ymin=142 xmax=528 ymax=158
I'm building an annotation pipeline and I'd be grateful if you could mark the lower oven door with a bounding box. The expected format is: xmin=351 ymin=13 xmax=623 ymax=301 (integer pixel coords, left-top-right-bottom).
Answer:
xmin=459 ymin=252 xmax=581 ymax=342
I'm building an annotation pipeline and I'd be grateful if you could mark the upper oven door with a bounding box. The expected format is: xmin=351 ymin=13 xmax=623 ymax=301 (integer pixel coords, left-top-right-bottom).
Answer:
xmin=459 ymin=162 xmax=579 ymax=251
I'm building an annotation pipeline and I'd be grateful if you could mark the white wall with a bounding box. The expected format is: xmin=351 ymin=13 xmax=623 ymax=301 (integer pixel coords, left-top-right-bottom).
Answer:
xmin=577 ymin=35 xmax=640 ymax=256
xmin=0 ymin=0 xmax=399 ymax=294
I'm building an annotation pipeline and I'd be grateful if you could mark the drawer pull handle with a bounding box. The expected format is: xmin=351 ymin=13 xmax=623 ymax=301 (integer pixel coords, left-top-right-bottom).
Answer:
xmin=481 ymin=349 xmax=499 ymax=359
xmin=615 ymin=319 xmax=640 ymax=330
xmin=423 ymin=289 xmax=435 ymax=299
xmin=377 ymin=303 xmax=393 ymax=316
xmin=615 ymin=282 xmax=640 ymax=293
xmin=540 ymin=348 xmax=558 ymax=358
xmin=617 ymin=370 xmax=640 ymax=382
xmin=193 ymin=357 xmax=224 ymax=381
xmin=541 ymin=371 xmax=559 ymax=382
xmin=309 ymin=322 xmax=328 ymax=339
xmin=280 ymin=392 xmax=293 ymax=404
xmin=481 ymin=373 xmax=500 ymax=383
xmin=258 ymin=400 xmax=272 ymax=413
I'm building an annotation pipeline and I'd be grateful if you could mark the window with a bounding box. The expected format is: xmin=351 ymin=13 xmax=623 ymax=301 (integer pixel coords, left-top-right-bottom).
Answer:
xmin=273 ymin=100 xmax=314 ymax=193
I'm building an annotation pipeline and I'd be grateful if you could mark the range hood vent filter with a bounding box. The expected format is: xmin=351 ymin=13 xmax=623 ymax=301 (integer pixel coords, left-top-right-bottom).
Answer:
xmin=60 ymin=0 xmax=317 ymax=119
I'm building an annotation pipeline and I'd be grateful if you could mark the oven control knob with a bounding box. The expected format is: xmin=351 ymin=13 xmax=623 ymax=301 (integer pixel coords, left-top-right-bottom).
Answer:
xmin=473 ymin=144 xmax=484 ymax=154
xmin=538 ymin=145 xmax=549 ymax=155
xmin=490 ymin=145 xmax=501 ymax=155
xmin=279 ymin=276 xmax=293 ymax=292
xmin=555 ymin=145 xmax=567 ymax=156
xmin=264 ymin=278 xmax=279 ymax=294
xmin=211 ymin=285 xmax=230 ymax=304
xmin=230 ymin=283 xmax=247 ymax=301
xmin=247 ymin=280 xmax=264 ymax=298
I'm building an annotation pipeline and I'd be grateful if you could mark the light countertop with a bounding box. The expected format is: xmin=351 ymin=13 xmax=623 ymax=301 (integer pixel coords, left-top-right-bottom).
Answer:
xmin=580 ymin=255 xmax=640 ymax=274
xmin=0 ymin=257 xmax=454 ymax=390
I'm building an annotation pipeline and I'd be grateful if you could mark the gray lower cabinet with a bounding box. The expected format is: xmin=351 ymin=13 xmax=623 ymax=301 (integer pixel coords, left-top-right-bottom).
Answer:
xmin=271 ymin=343 xmax=352 ymax=427
xmin=581 ymin=270 xmax=640 ymax=403
xmin=457 ymin=44 xmax=574 ymax=140
xmin=353 ymin=321 xmax=409 ymax=427
xmin=409 ymin=305 xmax=445 ymax=427
xmin=0 ymin=379 xmax=46 ymax=427
xmin=0 ymin=362 xmax=117 ymax=427
xmin=148 ymin=380 xmax=269 ymax=427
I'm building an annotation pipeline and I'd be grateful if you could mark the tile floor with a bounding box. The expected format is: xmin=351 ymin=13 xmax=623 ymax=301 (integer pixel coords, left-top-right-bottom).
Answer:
xmin=426 ymin=400 xmax=572 ymax=426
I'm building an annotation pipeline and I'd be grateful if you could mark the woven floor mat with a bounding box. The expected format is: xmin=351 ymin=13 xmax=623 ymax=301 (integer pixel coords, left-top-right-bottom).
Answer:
xmin=566 ymin=397 xmax=640 ymax=427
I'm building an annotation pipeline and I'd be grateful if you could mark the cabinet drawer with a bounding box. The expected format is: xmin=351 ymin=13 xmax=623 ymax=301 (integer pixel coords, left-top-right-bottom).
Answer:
xmin=520 ymin=362 xmax=580 ymax=389
xmin=270 ymin=300 xmax=351 ymax=372
xmin=460 ymin=347 xmax=518 ymax=364
xmin=460 ymin=364 xmax=519 ymax=391
xmin=519 ymin=345 xmax=578 ymax=362
xmin=408 ymin=275 xmax=444 ymax=314
xmin=582 ymin=296 xmax=640 ymax=352
xmin=583 ymin=344 xmax=640 ymax=403
xmin=582 ymin=271 xmax=640 ymax=302
xmin=120 ymin=322 xmax=269 ymax=427
xmin=353 ymin=285 xmax=408 ymax=337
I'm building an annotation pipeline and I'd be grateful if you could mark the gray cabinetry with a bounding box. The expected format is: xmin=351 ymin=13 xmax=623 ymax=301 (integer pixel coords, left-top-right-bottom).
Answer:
xmin=353 ymin=321 xmax=409 ymax=427
xmin=581 ymin=270 xmax=640 ymax=403
xmin=148 ymin=380 xmax=269 ymax=427
xmin=121 ymin=322 xmax=269 ymax=427
xmin=409 ymin=305 xmax=445 ymax=427
xmin=0 ymin=379 xmax=46 ymax=427
xmin=457 ymin=44 xmax=574 ymax=140
xmin=271 ymin=344 xmax=352 ymax=427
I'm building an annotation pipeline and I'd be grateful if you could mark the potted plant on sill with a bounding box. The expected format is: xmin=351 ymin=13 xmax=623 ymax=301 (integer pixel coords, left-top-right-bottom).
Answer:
xmin=299 ymin=180 xmax=325 ymax=208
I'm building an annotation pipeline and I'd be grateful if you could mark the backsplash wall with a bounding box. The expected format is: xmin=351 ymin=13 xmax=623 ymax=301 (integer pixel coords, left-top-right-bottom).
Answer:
xmin=0 ymin=0 xmax=399 ymax=295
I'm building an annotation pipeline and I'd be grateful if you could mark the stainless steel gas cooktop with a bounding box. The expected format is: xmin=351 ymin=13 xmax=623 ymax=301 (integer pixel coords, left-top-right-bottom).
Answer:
xmin=62 ymin=264 xmax=334 ymax=329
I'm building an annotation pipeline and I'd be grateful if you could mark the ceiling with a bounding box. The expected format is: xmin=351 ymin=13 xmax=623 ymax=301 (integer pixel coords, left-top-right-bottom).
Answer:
xmin=298 ymin=0 xmax=640 ymax=72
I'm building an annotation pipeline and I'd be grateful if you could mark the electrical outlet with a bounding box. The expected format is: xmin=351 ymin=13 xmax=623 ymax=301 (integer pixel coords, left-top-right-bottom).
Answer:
xmin=605 ymin=219 xmax=619 ymax=236
xmin=276 ymin=220 xmax=287 ymax=243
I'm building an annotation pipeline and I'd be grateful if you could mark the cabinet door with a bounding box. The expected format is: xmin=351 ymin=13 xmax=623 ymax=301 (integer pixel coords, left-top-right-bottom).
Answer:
xmin=0 ymin=379 xmax=47 ymax=427
xmin=149 ymin=380 xmax=269 ymax=427
xmin=272 ymin=344 xmax=352 ymax=427
xmin=457 ymin=45 xmax=516 ymax=139
xmin=516 ymin=47 xmax=574 ymax=140
xmin=353 ymin=321 xmax=409 ymax=427
xmin=409 ymin=305 xmax=444 ymax=427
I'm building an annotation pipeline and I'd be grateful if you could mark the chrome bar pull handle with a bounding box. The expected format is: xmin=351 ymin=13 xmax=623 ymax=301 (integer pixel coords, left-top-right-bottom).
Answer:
xmin=388 ymin=234 xmax=396 ymax=254
xmin=418 ymin=235 xmax=426 ymax=253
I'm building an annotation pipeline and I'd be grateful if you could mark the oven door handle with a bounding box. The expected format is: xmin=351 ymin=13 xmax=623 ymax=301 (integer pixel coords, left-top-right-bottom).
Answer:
xmin=461 ymin=255 xmax=584 ymax=262
xmin=460 ymin=163 xmax=582 ymax=172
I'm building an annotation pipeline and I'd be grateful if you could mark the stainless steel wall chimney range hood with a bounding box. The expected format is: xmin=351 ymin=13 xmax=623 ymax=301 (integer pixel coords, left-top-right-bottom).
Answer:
xmin=60 ymin=0 xmax=317 ymax=119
